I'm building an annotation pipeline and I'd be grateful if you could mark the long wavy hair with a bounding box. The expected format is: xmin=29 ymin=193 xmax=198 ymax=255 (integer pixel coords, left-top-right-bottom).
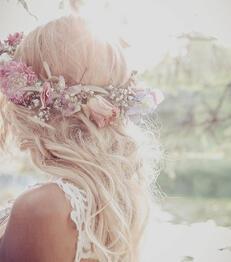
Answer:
xmin=0 ymin=16 xmax=160 ymax=262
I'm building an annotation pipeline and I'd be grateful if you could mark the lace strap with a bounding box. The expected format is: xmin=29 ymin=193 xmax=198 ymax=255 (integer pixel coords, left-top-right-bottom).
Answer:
xmin=0 ymin=198 xmax=15 ymax=225
xmin=0 ymin=179 xmax=93 ymax=261
xmin=53 ymin=178 xmax=92 ymax=262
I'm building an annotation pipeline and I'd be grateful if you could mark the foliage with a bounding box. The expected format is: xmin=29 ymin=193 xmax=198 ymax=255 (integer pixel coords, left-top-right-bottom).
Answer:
xmin=141 ymin=33 xmax=231 ymax=198
xmin=158 ymin=159 xmax=231 ymax=198
xmin=160 ymin=196 xmax=231 ymax=227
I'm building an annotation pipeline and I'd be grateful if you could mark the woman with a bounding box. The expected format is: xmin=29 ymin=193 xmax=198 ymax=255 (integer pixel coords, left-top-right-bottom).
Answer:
xmin=0 ymin=15 xmax=162 ymax=262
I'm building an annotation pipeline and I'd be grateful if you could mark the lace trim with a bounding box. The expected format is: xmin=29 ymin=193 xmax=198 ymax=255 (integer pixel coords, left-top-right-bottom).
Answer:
xmin=0 ymin=199 xmax=14 ymax=225
xmin=54 ymin=178 xmax=92 ymax=262
xmin=0 ymin=179 xmax=94 ymax=262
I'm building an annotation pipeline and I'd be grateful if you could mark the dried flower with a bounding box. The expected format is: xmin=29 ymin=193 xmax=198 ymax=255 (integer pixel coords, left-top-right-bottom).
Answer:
xmin=4 ymin=32 xmax=23 ymax=47
xmin=87 ymin=95 xmax=119 ymax=128
xmin=126 ymin=88 xmax=164 ymax=123
xmin=0 ymin=61 xmax=38 ymax=106
xmin=41 ymin=82 xmax=52 ymax=109
xmin=0 ymin=33 xmax=164 ymax=127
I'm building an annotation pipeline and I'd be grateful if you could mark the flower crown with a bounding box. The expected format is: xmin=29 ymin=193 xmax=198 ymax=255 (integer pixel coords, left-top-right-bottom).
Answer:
xmin=0 ymin=32 xmax=164 ymax=128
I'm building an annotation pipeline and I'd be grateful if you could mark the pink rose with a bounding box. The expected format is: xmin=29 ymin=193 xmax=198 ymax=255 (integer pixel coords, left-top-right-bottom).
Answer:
xmin=41 ymin=82 xmax=52 ymax=109
xmin=87 ymin=95 xmax=119 ymax=128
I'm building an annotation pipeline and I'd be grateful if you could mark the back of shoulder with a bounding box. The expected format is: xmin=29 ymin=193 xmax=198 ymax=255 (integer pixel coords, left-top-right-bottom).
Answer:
xmin=12 ymin=182 xmax=71 ymax=220
xmin=0 ymin=182 xmax=77 ymax=262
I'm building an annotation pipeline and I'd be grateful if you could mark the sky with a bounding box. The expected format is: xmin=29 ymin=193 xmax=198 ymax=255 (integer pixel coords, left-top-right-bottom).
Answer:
xmin=1 ymin=0 xmax=231 ymax=69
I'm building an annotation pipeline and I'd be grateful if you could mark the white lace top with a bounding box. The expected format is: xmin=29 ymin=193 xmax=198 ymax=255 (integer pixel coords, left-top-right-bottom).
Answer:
xmin=0 ymin=178 xmax=96 ymax=262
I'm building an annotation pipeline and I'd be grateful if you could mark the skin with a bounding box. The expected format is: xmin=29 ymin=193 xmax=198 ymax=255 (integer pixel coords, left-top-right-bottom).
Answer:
xmin=0 ymin=183 xmax=97 ymax=262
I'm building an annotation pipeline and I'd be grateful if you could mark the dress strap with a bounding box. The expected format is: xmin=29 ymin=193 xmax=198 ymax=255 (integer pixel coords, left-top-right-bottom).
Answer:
xmin=53 ymin=178 xmax=92 ymax=262
xmin=0 ymin=178 xmax=94 ymax=261
xmin=0 ymin=199 xmax=14 ymax=226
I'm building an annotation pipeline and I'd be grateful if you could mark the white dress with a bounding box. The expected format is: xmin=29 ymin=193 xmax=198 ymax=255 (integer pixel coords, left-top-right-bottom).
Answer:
xmin=0 ymin=177 xmax=96 ymax=262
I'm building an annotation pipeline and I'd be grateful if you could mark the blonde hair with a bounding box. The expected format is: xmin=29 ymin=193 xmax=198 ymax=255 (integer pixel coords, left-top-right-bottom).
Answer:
xmin=0 ymin=16 xmax=160 ymax=262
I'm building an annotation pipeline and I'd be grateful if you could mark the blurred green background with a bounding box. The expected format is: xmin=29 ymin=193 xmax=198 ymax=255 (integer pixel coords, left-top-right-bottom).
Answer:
xmin=143 ymin=34 xmax=231 ymax=227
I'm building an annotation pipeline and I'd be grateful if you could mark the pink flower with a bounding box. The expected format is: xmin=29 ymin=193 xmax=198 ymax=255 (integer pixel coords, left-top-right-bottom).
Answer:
xmin=5 ymin=32 xmax=23 ymax=46
xmin=41 ymin=82 xmax=52 ymax=109
xmin=0 ymin=61 xmax=37 ymax=84
xmin=0 ymin=61 xmax=17 ymax=77
xmin=0 ymin=62 xmax=27 ymax=103
xmin=0 ymin=61 xmax=38 ymax=92
xmin=87 ymin=95 xmax=119 ymax=128
xmin=24 ymin=65 xmax=38 ymax=86
xmin=0 ymin=72 xmax=28 ymax=105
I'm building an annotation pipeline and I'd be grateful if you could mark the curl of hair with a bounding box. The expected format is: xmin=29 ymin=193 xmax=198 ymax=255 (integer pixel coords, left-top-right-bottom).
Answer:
xmin=0 ymin=16 xmax=161 ymax=262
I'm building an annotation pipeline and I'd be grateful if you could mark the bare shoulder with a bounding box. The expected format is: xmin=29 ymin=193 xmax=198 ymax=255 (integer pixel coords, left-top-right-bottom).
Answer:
xmin=0 ymin=182 xmax=77 ymax=262
xmin=12 ymin=182 xmax=72 ymax=220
